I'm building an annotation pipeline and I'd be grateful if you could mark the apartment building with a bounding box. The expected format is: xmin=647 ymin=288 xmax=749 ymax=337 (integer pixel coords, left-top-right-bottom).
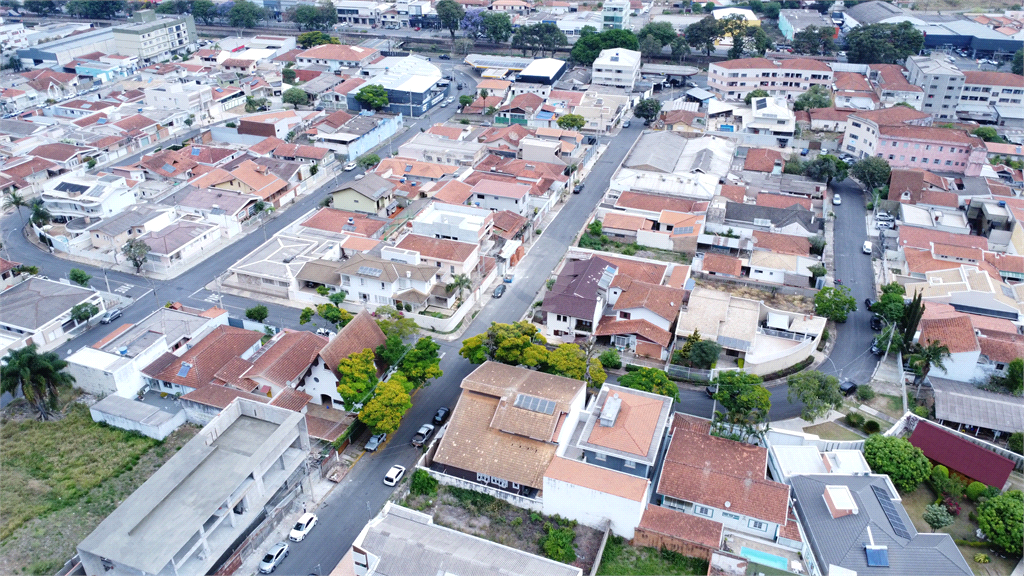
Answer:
xmin=708 ymin=58 xmax=833 ymax=101
xmin=905 ymin=55 xmax=965 ymax=120
xmin=602 ymin=0 xmax=630 ymax=30
xmin=960 ymin=70 xmax=1024 ymax=109
xmin=334 ymin=0 xmax=383 ymax=25
xmin=592 ymin=48 xmax=641 ymax=91
xmin=144 ymin=81 xmax=213 ymax=120
xmin=112 ymin=10 xmax=196 ymax=64
xmin=868 ymin=64 xmax=924 ymax=109
xmin=841 ymin=106 xmax=932 ymax=159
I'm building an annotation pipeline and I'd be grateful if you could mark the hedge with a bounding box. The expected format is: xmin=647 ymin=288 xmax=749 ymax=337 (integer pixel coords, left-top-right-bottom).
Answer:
xmin=761 ymin=356 xmax=815 ymax=382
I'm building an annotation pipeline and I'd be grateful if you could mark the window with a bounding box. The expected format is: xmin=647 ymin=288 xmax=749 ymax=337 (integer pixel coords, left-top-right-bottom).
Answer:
xmin=694 ymin=505 xmax=713 ymax=517
xmin=922 ymin=158 xmax=928 ymax=163
xmin=946 ymin=160 xmax=952 ymax=166
xmin=556 ymin=314 xmax=567 ymax=322
xmin=619 ymin=311 xmax=631 ymax=319
xmin=749 ymin=520 xmax=768 ymax=531
xmin=594 ymin=452 xmax=607 ymax=461
xmin=723 ymin=512 xmax=741 ymax=520
xmin=889 ymin=154 xmax=895 ymax=160
xmin=892 ymin=141 xmax=897 ymax=147
xmin=624 ymin=460 xmax=636 ymax=469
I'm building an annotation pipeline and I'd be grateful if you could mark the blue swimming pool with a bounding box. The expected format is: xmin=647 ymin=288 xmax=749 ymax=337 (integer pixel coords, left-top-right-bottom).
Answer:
xmin=740 ymin=547 xmax=789 ymax=572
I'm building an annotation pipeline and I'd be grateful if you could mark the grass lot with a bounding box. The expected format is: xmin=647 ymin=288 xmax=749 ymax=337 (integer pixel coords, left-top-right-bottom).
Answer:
xmin=803 ymin=421 xmax=865 ymax=441
xmin=900 ymin=486 xmax=1021 ymax=576
xmin=597 ymin=536 xmax=709 ymax=576
xmin=0 ymin=403 xmax=198 ymax=575
xmin=693 ymin=279 xmax=815 ymax=315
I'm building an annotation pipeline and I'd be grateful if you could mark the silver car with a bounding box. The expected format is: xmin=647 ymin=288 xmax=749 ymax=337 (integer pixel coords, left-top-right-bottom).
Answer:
xmin=258 ymin=542 xmax=289 ymax=573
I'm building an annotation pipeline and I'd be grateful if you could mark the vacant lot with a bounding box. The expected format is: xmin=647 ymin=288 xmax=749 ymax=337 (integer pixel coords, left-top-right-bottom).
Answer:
xmin=693 ymin=279 xmax=815 ymax=315
xmin=0 ymin=404 xmax=198 ymax=575
xmin=597 ymin=535 xmax=709 ymax=575
xmin=803 ymin=421 xmax=864 ymax=441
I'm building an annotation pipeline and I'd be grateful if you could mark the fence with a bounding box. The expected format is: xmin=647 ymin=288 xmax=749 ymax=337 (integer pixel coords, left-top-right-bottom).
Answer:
xmin=665 ymin=363 xmax=715 ymax=382
xmin=424 ymin=466 xmax=543 ymax=512
xmin=633 ymin=527 xmax=714 ymax=563
xmin=211 ymin=486 xmax=301 ymax=576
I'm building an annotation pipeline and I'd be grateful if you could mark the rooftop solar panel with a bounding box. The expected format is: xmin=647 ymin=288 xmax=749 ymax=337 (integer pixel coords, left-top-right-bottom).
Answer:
xmin=177 ymin=362 xmax=192 ymax=378
xmin=865 ymin=546 xmax=889 ymax=567
xmin=358 ymin=266 xmax=383 ymax=277
xmin=513 ymin=393 xmax=555 ymax=415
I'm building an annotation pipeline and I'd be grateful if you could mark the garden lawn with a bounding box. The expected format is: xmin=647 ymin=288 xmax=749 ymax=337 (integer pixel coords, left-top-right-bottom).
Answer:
xmin=803 ymin=421 xmax=864 ymax=441
xmin=597 ymin=536 xmax=709 ymax=575
xmin=0 ymin=404 xmax=158 ymax=541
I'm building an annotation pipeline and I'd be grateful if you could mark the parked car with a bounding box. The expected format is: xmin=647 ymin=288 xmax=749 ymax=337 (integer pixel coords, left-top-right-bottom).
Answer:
xmin=383 ymin=464 xmax=406 ymax=486
xmin=870 ymin=341 xmax=883 ymax=356
xmin=457 ymin=82 xmax=464 ymax=90
xmin=439 ymin=101 xmax=448 ymax=107
xmin=411 ymin=424 xmax=435 ymax=447
xmin=705 ymin=384 xmax=718 ymax=398
xmin=289 ymin=513 xmax=318 ymax=542
xmin=623 ymin=120 xmax=630 ymax=128
xmin=343 ymin=161 xmax=357 ymax=171
xmin=433 ymin=406 xmax=451 ymax=425
xmin=840 ymin=381 xmax=858 ymax=396
xmin=573 ymin=183 xmax=584 ymax=194
xmin=875 ymin=220 xmax=894 ymax=230
xmin=439 ymin=54 xmax=451 ymax=60
xmin=100 ymin=308 xmax=122 ymax=324
xmin=876 ymin=212 xmax=894 ymax=222
xmin=863 ymin=241 xmax=872 ymax=255
xmin=365 ymin=432 xmax=386 ymax=452
xmin=832 ymin=194 xmax=842 ymax=205
xmin=870 ymin=314 xmax=883 ymax=331
xmin=258 ymin=542 xmax=289 ymax=573
xmin=864 ymin=298 xmax=875 ymax=310
xmin=493 ymin=284 xmax=506 ymax=298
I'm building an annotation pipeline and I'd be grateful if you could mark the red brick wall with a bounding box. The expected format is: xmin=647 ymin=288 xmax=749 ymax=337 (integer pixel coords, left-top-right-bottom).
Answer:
xmin=633 ymin=528 xmax=713 ymax=563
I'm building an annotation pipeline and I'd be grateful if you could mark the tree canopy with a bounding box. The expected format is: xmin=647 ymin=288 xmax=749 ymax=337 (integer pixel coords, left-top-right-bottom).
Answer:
xmin=122 ymin=238 xmax=151 ymax=273
xmin=400 ymin=336 xmax=443 ymax=387
xmin=358 ymin=374 xmax=413 ymax=433
xmin=638 ymin=21 xmax=678 ymax=46
xmin=511 ymin=23 xmax=568 ymax=57
xmin=792 ymin=25 xmax=835 ymax=55
xmin=1 ymin=344 xmax=76 ymax=420
xmin=459 ymin=321 xmax=548 ymax=367
xmin=286 ymin=0 xmax=336 ymax=30
xmin=229 ymin=0 xmax=266 ymax=28
xmin=282 ymin=87 xmax=308 ymax=107
xmin=846 ymin=22 xmax=923 ymax=64
xmin=805 ymin=154 xmax=848 ymax=184
xmin=336 ymin=348 xmax=378 ymax=409
xmin=713 ymin=370 xmax=770 ymax=427
xmin=570 ymin=28 xmax=639 ymax=65
xmin=436 ymin=0 xmax=465 ymax=39
xmin=1013 ymin=48 xmax=1023 ymax=75
xmin=814 ymin=285 xmax=857 ymax=322
xmin=684 ymin=16 xmax=722 ymax=56
xmin=66 ymin=0 xmax=126 ymax=19
xmin=374 ymin=305 xmax=419 ymax=338
xmin=633 ymin=98 xmax=662 ymax=121
xmin=787 ymin=370 xmax=843 ymax=421
xmin=793 ymin=85 xmax=833 ymax=111
xmin=557 ymin=113 xmax=586 ymax=131
xmin=744 ymin=89 xmax=769 ymax=105
xmin=618 ymin=367 xmax=679 ymax=401
xmin=863 ymin=435 xmax=931 ymax=492
xmin=977 ymin=490 xmax=1023 ymax=554
xmin=482 ymin=11 xmax=513 ymax=43
xmin=851 ymin=156 xmax=891 ymax=191
xmin=297 ymin=31 xmax=339 ymax=48
xmin=355 ymin=84 xmax=389 ymax=110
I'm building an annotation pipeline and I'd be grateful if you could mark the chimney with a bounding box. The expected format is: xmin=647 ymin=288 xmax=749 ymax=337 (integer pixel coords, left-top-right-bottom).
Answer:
xmin=599 ymin=393 xmax=622 ymax=427
xmin=823 ymin=485 xmax=858 ymax=519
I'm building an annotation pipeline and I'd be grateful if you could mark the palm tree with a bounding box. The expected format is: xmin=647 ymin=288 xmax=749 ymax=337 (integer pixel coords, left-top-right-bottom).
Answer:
xmin=2 ymin=190 xmax=29 ymax=226
xmin=1 ymin=344 xmax=77 ymax=420
xmin=446 ymin=273 xmax=472 ymax=301
xmin=910 ymin=340 xmax=951 ymax=395
xmin=30 ymin=199 xmax=51 ymax=227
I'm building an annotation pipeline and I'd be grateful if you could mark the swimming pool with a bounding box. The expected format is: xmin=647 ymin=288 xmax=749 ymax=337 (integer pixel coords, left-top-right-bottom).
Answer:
xmin=740 ymin=546 xmax=790 ymax=572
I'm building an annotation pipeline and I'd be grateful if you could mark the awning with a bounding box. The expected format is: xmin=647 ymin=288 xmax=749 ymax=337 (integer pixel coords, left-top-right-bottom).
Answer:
xmin=766 ymin=312 xmax=790 ymax=330
xmin=707 ymin=99 xmax=737 ymax=116
xmin=395 ymin=288 xmax=429 ymax=304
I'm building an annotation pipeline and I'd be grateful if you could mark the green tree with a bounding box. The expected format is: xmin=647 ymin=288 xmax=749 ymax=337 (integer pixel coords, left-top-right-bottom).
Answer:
xmin=972 ymin=126 xmax=1006 ymax=144
xmin=410 ymin=468 xmax=438 ymax=496
xmin=762 ymin=1 xmax=780 ymax=18
xmin=713 ymin=370 xmax=770 ymax=427
xmin=805 ymin=154 xmax=848 ymax=184
xmin=845 ymin=22 xmax=923 ymax=64
xmin=908 ymin=340 xmax=951 ymax=392
xmin=977 ymin=490 xmax=1023 ymax=555
xmin=23 ymin=0 xmax=60 ymax=15
xmin=570 ymin=28 xmax=638 ymax=65
xmin=374 ymin=305 xmax=419 ymax=338
xmin=401 ymin=336 xmax=443 ymax=387
xmin=299 ymin=307 xmax=315 ymax=325
xmin=670 ymin=36 xmax=690 ymax=62
xmin=1 ymin=344 xmax=76 ymax=420
xmin=482 ymin=10 xmax=513 ymax=43
xmin=245 ymin=96 xmax=270 ymax=112
xmin=191 ymin=0 xmax=216 ymax=25
xmin=792 ymin=25 xmax=835 ymax=55
xmin=358 ymin=374 xmax=412 ymax=433
xmin=376 ymin=334 xmax=408 ymax=367
xmin=245 ymin=305 xmax=269 ymax=323
xmin=814 ymin=285 xmax=857 ymax=322
xmin=229 ymin=0 xmax=265 ymax=28
xmin=66 ymin=0 xmax=126 ymax=19
xmin=282 ymin=68 xmax=297 ymax=84
xmin=793 ymin=84 xmax=832 ymax=111
xmin=874 ymin=324 xmax=904 ymax=355
xmin=787 ymin=370 xmax=843 ymax=421
xmin=436 ymin=0 xmax=464 ymax=39
xmin=901 ymin=290 xmax=924 ymax=352
xmin=2 ymin=190 xmax=29 ymax=226
xmin=317 ymin=303 xmax=352 ymax=327
xmin=640 ymin=34 xmax=663 ymax=60
xmin=557 ymin=113 xmax=586 ymax=131
xmin=459 ymin=94 xmax=474 ymax=107
xmin=156 ymin=0 xmax=189 ymax=13
xmin=633 ymin=98 xmax=662 ymax=122
xmin=30 ymin=200 xmax=51 ymax=227
xmin=684 ymin=15 xmax=721 ymax=56
xmin=1008 ymin=431 xmax=1023 ymax=455
xmin=297 ymin=30 xmax=338 ymax=48
xmin=923 ymin=503 xmax=955 ymax=532
xmin=446 ymin=273 xmax=472 ymax=301
xmin=618 ymin=367 xmax=679 ymax=401
xmin=638 ymin=21 xmax=677 ymax=46
xmin=539 ymin=524 xmax=577 ymax=564
xmin=354 ymin=84 xmax=389 ymax=111
xmin=511 ymin=22 xmax=567 ymax=57
xmin=744 ymin=89 xmax=769 ymax=105
xmin=851 ymin=156 xmax=891 ymax=192
xmin=122 ymin=238 xmax=151 ymax=273
xmin=358 ymin=153 xmax=381 ymax=169
xmin=545 ymin=343 xmax=607 ymax=386
xmin=863 ymin=435 xmax=931 ymax=492
xmin=336 ymin=348 xmax=378 ymax=408
xmin=1013 ymin=48 xmax=1023 ymax=76
xmin=598 ymin=349 xmax=621 ymax=369
xmin=872 ymin=291 xmax=905 ymax=324
xmin=282 ymin=87 xmax=308 ymax=107
xmin=328 ymin=291 xmax=347 ymax=306
xmin=68 ymin=268 xmax=91 ymax=287
xmin=677 ymin=329 xmax=701 ymax=364
xmin=71 ymin=302 xmax=99 ymax=324
xmin=688 ymin=339 xmax=721 ymax=369
xmin=1004 ymin=358 xmax=1023 ymax=396
xmin=459 ymin=321 xmax=548 ymax=367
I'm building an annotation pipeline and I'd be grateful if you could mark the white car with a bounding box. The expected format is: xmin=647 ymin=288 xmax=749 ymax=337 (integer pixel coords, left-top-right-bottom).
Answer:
xmin=289 ymin=513 xmax=318 ymax=542
xmin=863 ymin=240 xmax=872 ymax=254
xmin=832 ymin=194 xmax=842 ymax=205
xmin=383 ymin=465 xmax=406 ymax=486
xmin=258 ymin=542 xmax=289 ymax=573
xmin=343 ymin=162 xmax=357 ymax=171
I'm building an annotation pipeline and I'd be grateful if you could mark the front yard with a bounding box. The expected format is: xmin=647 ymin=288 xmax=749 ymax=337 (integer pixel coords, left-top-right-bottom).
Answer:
xmin=0 ymin=401 xmax=198 ymax=575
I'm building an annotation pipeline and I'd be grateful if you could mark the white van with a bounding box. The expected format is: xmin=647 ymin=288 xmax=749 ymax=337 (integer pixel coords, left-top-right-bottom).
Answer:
xmin=863 ymin=241 xmax=872 ymax=254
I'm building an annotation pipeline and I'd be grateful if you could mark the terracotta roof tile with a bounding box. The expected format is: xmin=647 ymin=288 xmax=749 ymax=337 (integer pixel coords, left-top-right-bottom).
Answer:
xmin=270 ymin=387 xmax=313 ymax=411
xmin=318 ymin=311 xmax=387 ymax=378
xmin=544 ymin=457 xmax=649 ymax=502
xmin=596 ymin=317 xmax=673 ymax=347
xmin=300 ymin=207 xmax=385 ymax=237
xmin=638 ymin=504 xmax=724 ymax=548
xmin=671 ymin=413 xmax=712 ymax=435
xmin=297 ymin=44 xmax=378 ymax=62
xmin=142 ymin=325 xmax=263 ymax=389
xmin=755 ymin=193 xmax=811 ymax=211
xmin=213 ymin=356 xmax=256 ymax=390
xmin=613 ymin=279 xmax=685 ymax=321
xmin=744 ymin=149 xmax=785 ymax=173
xmin=932 ymin=243 xmax=981 ymax=261
xmin=245 ymin=330 xmax=327 ymax=387
xmin=602 ymin=212 xmax=650 ymax=231
xmin=752 ymin=230 xmax=811 ymax=256
xmin=919 ymin=315 xmax=979 ymax=354
xmin=850 ymin=106 xmax=931 ymax=126
xmin=597 ymin=255 xmax=667 ymax=285
xmin=718 ymin=184 xmax=747 ymax=203
xmin=979 ymin=334 xmax=1024 ymax=364
xmin=899 ymin=226 xmax=987 ymax=251
xmin=702 ymin=253 xmax=742 ymax=276
xmin=397 ymin=234 xmax=477 ymax=263
xmin=432 ymin=180 xmax=474 ymax=205
xmin=585 ymin=388 xmax=666 ymax=457
xmin=180 ymin=384 xmax=269 ymax=408
xmin=962 ymin=70 xmax=1024 ymax=88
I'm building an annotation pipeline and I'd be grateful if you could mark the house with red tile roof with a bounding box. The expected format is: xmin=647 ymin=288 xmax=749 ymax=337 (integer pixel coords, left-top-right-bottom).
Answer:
xmin=141 ymin=325 xmax=265 ymax=395
xmin=868 ymin=64 xmax=924 ymax=109
xmin=832 ymin=71 xmax=879 ymax=110
xmin=708 ymin=58 xmax=833 ymax=101
xmin=240 ymin=330 xmax=327 ymax=396
xmin=701 ymin=253 xmax=743 ymax=278
xmin=744 ymin=149 xmax=785 ymax=174
xmin=396 ymin=233 xmax=480 ymax=275
xmin=598 ymin=276 xmax=686 ymax=361
xmin=301 ymin=311 xmax=387 ymax=408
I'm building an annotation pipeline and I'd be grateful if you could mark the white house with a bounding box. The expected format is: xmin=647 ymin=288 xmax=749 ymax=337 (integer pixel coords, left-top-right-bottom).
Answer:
xmin=468 ymin=179 xmax=531 ymax=216
xmin=0 ymin=277 xmax=105 ymax=352
xmin=592 ymin=48 xmax=641 ymax=91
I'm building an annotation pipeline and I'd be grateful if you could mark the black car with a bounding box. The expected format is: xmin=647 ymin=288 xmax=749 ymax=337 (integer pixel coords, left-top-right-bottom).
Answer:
xmin=870 ymin=314 xmax=883 ymax=331
xmin=864 ymin=298 xmax=875 ymax=311
xmin=573 ymin=183 xmax=584 ymax=194
xmin=839 ymin=381 xmax=858 ymax=396
xmin=870 ymin=341 xmax=883 ymax=356
xmin=705 ymin=384 xmax=717 ymax=398
xmin=433 ymin=406 xmax=451 ymax=426
xmin=456 ymin=83 xmax=464 ymax=90
xmin=493 ymin=284 xmax=506 ymax=298
xmin=439 ymin=54 xmax=451 ymax=60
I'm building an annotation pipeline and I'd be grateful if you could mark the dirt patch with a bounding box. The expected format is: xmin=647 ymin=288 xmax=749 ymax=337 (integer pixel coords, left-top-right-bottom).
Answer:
xmin=404 ymin=488 xmax=604 ymax=573
xmin=0 ymin=424 xmax=199 ymax=575
xmin=693 ymin=279 xmax=815 ymax=315
xmin=803 ymin=421 xmax=865 ymax=441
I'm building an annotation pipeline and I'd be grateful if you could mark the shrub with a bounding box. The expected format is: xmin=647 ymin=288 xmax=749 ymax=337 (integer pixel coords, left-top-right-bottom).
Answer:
xmin=410 ymin=469 xmax=438 ymax=496
xmin=598 ymin=349 xmax=622 ymax=370
xmin=933 ymin=465 xmax=949 ymax=479
xmin=856 ymin=385 xmax=876 ymax=401
xmin=977 ymin=490 xmax=1023 ymax=555
xmin=539 ymin=524 xmax=577 ymax=564
xmin=404 ymin=303 xmax=412 ymax=312
xmin=966 ymin=482 xmax=987 ymax=502
xmin=846 ymin=412 xmax=865 ymax=427
xmin=974 ymin=553 xmax=990 ymax=564
xmin=913 ymin=405 xmax=929 ymax=417
xmin=943 ymin=495 xmax=961 ymax=516
xmin=511 ymin=517 xmax=523 ymax=527
xmin=864 ymin=435 xmax=931 ymax=492
xmin=530 ymin=512 xmax=542 ymax=523
xmin=761 ymin=355 xmax=814 ymax=382
xmin=1009 ymin=431 xmax=1023 ymax=455
xmin=623 ymin=364 xmax=641 ymax=372
xmin=863 ymin=420 xmax=881 ymax=434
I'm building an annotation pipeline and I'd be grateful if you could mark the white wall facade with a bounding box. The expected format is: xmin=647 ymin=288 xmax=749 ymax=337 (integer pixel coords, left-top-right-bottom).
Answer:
xmin=542 ymin=475 xmax=647 ymax=538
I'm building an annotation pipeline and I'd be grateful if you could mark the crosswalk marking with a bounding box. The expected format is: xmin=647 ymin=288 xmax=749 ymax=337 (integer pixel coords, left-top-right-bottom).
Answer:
xmin=114 ymin=284 xmax=134 ymax=294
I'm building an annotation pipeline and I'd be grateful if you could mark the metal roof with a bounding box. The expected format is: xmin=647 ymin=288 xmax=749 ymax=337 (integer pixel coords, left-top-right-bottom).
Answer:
xmin=931 ymin=376 xmax=1024 ymax=433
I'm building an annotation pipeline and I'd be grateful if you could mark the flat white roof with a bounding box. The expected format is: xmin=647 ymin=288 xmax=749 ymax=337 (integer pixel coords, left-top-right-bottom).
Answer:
xmin=594 ymin=48 xmax=640 ymax=68
xmin=520 ymin=57 xmax=566 ymax=78
xmin=825 ymin=484 xmax=857 ymax=509
xmin=67 ymin=347 xmax=125 ymax=371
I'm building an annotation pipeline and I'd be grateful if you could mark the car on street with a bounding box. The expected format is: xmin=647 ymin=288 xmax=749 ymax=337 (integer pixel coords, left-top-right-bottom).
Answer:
xmin=864 ymin=298 xmax=874 ymax=309
xmin=685 ymin=80 xmax=697 ymax=88
xmin=365 ymin=432 xmax=386 ymax=452
xmin=493 ymin=284 xmax=506 ymax=298
xmin=383 ymin=464 xmax=406 ymax=486
xmin=439 ymin=101 xmax=448 ymax=107
xmin=832 ymin=194 xmax=842 ymax=205
xmin=289 ymin=513 xmax=318 ymax=542
xmin=439 ymin=54 xmax=451 ymax=59
xmin=705 ymin=384 xmax=717 ymax=398
xmin=840 ymin=381 xmax=858 ymax=396
xmin=573 ymin=183 xmax=584 ymax=194
xmin=457 ymin=82 xmax=464 ymax=90
xmin=863 ymin=240 xmax=872 ymax=254
xmin=258 ymin=542 xmax=289 ymax=573
xmin=870 ymin=341 xmax=883 ymax=356
xmin=343 ymin=162 xmax=357 ymax=171
xmin=100 ymin=308 xmax=122 ymax=324
xmin=623 ymin=120 xmax=630 ymax=128
xmin=433 ymin=406 xmax=451 ymax=426
xmin=870 ymin=314 xmax=884 ymax=331
xmin=411 ymin=424 xmax=435 ymax=447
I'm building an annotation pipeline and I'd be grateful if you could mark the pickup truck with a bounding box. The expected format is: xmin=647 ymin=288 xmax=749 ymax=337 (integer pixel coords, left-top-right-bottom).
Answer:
xmin=411 ymin=424 xmax=435 ymax=447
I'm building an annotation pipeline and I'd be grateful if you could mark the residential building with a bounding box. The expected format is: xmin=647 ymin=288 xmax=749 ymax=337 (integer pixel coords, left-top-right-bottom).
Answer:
xmin=541 ymin=256 xmax=618 ymax=341
xmin=719 ymin=201 xmax=819 ymax=237
xmin=77 ymin=398 xmax=310 ymax=576
xmin=431 ymin=362 xmax=587 ymax=497
xmin=28 ymin=142 xmax=94 ymax=172
xmin=778 ymin=9 xmax=836 ymax=41
xmin=144 ymin=82 xmax=213 ymax=121
xmin=903 ymin=265 xmax=1020 ymax=322
xmin=602 ymin=0 xmax=630 ymax=30
xmin=81 ymin=203 xmax=176 ymax=253
xmin=868 ymin=64 xmax=924 ymax=110
xmin=0 ymin=277 xmax=105 ymax=352
xmin=398 ymin=131 xmax=486 ymax=165
xmin=467 ymin=179 xmax=531 ymax=216
xmin=410 ymin=202 xmax=494 ymax=244
xmin=335 ymin=502 xmax=583 ymax=576
xmin=301 ymin=311 xmax=386 ymax=408
xmin=767 ymin=443 xmax=871 ymax=486
xmin=592 ymin=48 xmax=642 ymax=91
xmin=905 ymin=55 xmax=965 ymax=120
xmin=300 ymin=250 xmax=449 ymax=311
xmin=159 ymin=185 xmax=259 ymax=238
xmin=611 ymin=133 xmax=735 ymax=199
xmin=137 ymin=219 xmax=220 ymax=274
xmin=346 ymin=55 xmax=446 ymax=117
xmin=396 ymin=234 xmax=480 ymax=275
xmin=833 ymin=71 xmax=879 ymax=110
xmin=237 ymin=109 xmax=321 ymax=141
xmin=597 ymin=275 xmax=686 ymax=361
xmin=40 ymin=174 xmax=135 ymax=221
xmin=791 ymin=475 xmax=972 ymax=576
xmin=574 ymin=88 xmax=631 ymax=134
xmin=295 ymin=43 xmax=380 ymax=72
xmin=330 ymin=173 xmax=397 ymax=217
xmin=141 ymin=325 xmax=264 ymax=396
xmin=959 ymin=70 xmax=1024 ymax=120
xmin=740 ymin=96 xmax=796 ymax=142
xmin=309 ymin=111 xmax=403 ymax=160
xmin=112 ymin=10 xmax=197 ymax=63
xmin=333 ymin=0 xmax=383 ymax=26
xmin=708 ymin=58 xmax=833 ymax=102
